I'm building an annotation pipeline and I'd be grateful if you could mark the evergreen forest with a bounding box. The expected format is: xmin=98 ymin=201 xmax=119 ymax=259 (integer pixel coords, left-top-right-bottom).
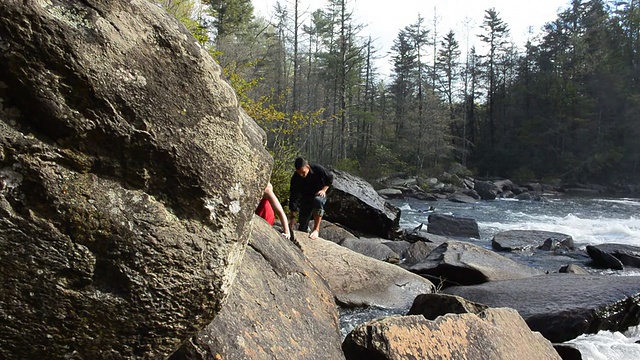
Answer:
xmin=156 ymin=0 xmax=640 ymax=196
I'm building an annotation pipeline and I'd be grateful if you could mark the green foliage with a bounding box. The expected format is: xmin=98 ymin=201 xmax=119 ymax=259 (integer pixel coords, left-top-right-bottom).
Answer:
xmin=152 ymin=0 xmax=210 ymax=44
xmin=224 ymin=61 xmax=325 ymax=202
xmin=334 ymin=158 xmax=360 ymax=174
xmin=356 ymin=145 xmax=407 ymax=180
xmin=510 ymin=167 xmax=536 ymax=183
xmin=203 ymin=0 xmax=254 ymax=39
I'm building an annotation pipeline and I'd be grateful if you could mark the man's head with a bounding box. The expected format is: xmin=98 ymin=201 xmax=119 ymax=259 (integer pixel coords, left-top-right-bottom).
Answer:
xmin=294 ymin=157 xmax=310 ymax=178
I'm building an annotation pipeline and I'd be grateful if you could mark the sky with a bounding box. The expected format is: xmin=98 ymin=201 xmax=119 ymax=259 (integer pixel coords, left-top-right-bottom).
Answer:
xmin=253 ymin=0 xmax=571 ymax=76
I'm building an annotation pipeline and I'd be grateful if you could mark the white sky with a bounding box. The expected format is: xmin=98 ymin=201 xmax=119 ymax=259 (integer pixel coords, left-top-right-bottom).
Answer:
xmin=253 ymin=0 xmax=571 ymax=76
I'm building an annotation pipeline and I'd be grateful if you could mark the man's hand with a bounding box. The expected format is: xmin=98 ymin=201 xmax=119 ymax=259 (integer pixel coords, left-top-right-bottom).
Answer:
xmin=316 ymin=188 xmax=328 ymax=197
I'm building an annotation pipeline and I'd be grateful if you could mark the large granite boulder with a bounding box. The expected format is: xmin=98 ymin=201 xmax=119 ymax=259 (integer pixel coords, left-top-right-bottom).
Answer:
xmin=444 ymin=274 xmax=640 ymax=342
xmin=0 ymin=1 xmax=270 ymax=358
xmin=410 ymin=241 xmax=543 ymax=287
xmin=427 ymin=214 xmax=480 ymax=238
xmin=325 ymin=169 xmax=400 ymax=239
xmin=171 ymin=217 xmax=344 ymax=360
xmin=342 ymin=308 xmax=561 ymax=360
xmin=492 ymin=230 xmax=574 ymax=252
xmin=298 ymin=234 xmax=434 ymax=309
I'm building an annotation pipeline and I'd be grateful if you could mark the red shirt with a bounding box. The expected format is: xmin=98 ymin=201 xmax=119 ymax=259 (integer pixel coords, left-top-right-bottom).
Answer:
xmin=255 ymin=198 xmax=275 ymax=225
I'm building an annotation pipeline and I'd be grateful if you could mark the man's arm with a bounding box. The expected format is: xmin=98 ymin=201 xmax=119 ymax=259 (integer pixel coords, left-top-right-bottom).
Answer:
xmin=315 ymin=164 xmax=333 ymax=196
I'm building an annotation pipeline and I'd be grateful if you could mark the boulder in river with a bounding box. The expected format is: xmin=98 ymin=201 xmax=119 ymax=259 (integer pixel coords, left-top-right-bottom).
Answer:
xmin=586 ymin=245 xmax=624 ymax=270
xmin=446 ymin=191 xmax=479 ymax=203
xmin=342 ymin=308 xmax=561 ymax=360
xmin=587 ymin=243 xmax=640 ymax=269
xmin=444 ymin=274 xmax=640 ymax=343
xmin=474 ymin=180 xmax=499 ymax=200
xmin=410 ymin=241 xmax=543 ymax=287
xmin=325 ymin=169 xmax=400 ymax=239
xmin=0 ymin=1 xmax=269 ymax=357
xmin=427 ymin=214 xmax=480 ymax=238
xmin=492 ymin=230 xmax=574 ymax=252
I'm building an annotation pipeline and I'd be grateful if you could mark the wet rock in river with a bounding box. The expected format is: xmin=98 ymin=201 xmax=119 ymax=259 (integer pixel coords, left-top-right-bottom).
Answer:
xmin=410 ymin=241 xmax=543 ymax=287
xmin=444 ymin=274 xmax=640 ymax=343
xmin=492 ymin=230 xmax=574 ymax=252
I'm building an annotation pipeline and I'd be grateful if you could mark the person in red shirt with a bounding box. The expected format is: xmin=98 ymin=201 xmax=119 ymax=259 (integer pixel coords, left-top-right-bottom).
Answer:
xmin=255 ymin=182 xmax=291 ymax=240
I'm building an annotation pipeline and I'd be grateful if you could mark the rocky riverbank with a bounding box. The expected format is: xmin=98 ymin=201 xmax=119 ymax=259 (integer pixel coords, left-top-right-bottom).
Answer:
xmin=373 ymin=166 xmax=640 ymax=203
xmin=2 ymin=1 xmax=638 ymax=358
xmin=175 ymin=169 xmax=640 ymax=359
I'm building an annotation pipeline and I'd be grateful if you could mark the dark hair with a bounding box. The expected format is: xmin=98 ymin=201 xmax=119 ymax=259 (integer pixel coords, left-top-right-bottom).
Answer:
xmin=294 ymin=157 xmax=308 ymax=169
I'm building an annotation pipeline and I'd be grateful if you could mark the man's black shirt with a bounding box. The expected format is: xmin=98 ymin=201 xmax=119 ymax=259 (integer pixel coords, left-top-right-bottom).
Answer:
xmin=288 ymin=164 xmax=333 ymax=212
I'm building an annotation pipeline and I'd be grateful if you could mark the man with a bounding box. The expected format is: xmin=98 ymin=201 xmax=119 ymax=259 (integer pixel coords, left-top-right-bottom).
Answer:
xmin=288 ymin=157 xmax=333 ymax=240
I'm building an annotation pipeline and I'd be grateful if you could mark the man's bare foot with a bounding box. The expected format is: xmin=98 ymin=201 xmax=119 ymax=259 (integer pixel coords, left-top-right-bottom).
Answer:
xmin=309 ymin=230 xmax=319 ymax=239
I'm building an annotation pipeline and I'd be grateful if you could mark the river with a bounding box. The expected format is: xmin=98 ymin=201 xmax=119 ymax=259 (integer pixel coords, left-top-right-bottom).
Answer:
xmin=374 ymin=194 xmax=640 ymax=359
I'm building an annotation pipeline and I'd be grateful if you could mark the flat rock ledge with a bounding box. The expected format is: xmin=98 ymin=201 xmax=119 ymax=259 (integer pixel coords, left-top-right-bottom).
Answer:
xmin=298 ymin=233 xmax=434 ymax=309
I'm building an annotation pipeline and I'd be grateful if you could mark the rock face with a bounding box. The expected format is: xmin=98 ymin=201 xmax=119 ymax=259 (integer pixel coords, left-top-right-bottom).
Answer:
xmin=0 ymin=1 xmax=270 ymax=358
xmin=444 ymin=274 xmax=640 ymax=343
xmin=171 ymin=217 xmax=345 ymax=360
xmin=410 ymin=241 xmax=542 ymax=286
xmin=342 ymin=308 xmax=561 ymax=360
xmin=325 ymin=169 xmax=401 ymax=239
xmin=427 ymin=214 xmax=480 ymax=238
xmin=299 ymin=234 xmax=434 ymax=309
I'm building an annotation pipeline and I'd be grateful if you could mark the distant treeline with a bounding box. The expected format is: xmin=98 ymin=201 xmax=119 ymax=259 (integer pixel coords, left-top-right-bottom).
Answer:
xmin=158 ymin=0 xmax=640 ymax=190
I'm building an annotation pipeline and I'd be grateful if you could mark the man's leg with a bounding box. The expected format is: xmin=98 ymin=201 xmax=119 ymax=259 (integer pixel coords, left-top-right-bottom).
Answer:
xmin=297 ymin=201 xmax=313 ymax=233
xmin=308 ymin=195 xmax=327 ymax=240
